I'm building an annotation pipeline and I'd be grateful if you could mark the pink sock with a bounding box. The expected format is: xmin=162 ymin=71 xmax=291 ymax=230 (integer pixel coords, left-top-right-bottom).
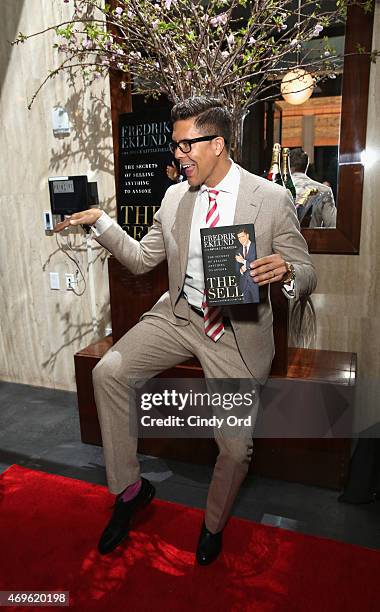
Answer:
xmin=119 ymin=478 xmax=142 ymax=502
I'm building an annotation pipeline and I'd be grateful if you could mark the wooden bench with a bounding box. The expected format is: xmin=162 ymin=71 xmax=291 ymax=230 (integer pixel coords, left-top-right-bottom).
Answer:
xmin=74 ymin=257 xmax=355 ymax=490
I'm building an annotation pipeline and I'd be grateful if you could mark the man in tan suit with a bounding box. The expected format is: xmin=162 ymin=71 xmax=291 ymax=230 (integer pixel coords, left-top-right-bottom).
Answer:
xmin=56 ymin=97 xmax=316 ymax=564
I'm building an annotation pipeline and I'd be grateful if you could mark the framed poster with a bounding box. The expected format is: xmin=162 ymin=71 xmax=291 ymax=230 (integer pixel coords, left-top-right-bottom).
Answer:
xmin=118 ymin=108 xmax=174 ymax=240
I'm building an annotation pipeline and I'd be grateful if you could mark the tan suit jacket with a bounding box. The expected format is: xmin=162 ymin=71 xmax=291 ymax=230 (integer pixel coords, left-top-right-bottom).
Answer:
xmin=96 ymin=165 xmax=317 ymax=384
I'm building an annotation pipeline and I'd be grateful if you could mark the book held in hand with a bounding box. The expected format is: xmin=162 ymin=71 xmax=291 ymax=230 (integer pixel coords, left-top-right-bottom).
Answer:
xmin=200 ymin=223 xmax=260 ymax=306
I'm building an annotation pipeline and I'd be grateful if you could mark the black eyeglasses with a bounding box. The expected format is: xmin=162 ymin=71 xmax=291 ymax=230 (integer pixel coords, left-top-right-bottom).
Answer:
xmin=169 ymin=135 xmax=221 ymax=154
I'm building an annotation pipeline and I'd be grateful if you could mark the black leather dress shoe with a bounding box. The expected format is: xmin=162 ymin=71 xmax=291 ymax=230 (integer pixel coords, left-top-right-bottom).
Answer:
xmin=97 ymin=477 xmax=155 ymax=555
xmin=196 ymin=521 xmax=223 ymax=565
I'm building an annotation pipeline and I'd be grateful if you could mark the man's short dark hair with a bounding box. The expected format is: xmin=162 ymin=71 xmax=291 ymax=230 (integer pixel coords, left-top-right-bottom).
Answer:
xmin=171 ymin=96 xmax=232 ymax=151
xmin=289 ymin=148 xmax=309 ymax=173
xmin=236 ymin=227 xmax=248 ymax=236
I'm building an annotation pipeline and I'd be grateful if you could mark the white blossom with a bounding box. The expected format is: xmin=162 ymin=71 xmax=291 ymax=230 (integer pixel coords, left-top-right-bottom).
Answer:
xmin=227 ymin=33 xmax=235 ymax=46
xmin=210 ymin=13 xmax=228 ymax=27
xmin=312 ymin=24 xmax=324 ymax=37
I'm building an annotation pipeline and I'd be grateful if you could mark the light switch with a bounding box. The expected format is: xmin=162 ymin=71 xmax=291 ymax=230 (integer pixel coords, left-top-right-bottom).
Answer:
xmin=49 ymin=272 xmax=60 ymax=290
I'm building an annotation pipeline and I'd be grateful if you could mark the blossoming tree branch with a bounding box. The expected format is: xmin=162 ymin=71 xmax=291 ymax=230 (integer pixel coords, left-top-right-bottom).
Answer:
xmin=12 ymin=0 xmax=376 ymax=157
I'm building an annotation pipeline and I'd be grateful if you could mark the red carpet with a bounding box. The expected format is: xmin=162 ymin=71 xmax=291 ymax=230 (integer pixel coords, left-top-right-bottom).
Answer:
xmin=1 ymin=465 xmax=380 ymax=612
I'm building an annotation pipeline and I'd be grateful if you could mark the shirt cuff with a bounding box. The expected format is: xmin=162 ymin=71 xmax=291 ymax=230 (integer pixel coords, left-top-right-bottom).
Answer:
xmin=90 ymin=211 xmax=114 ymax=237
xmin=281 ymin=278 xmax=296 ymax=299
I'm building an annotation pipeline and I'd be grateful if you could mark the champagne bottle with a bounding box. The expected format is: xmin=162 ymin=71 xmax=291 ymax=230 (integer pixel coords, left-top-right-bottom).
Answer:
xmin=281 ymin=147 xmax=297 ymax=201
xmin=266 ymin=143 xmax=283 ymax=186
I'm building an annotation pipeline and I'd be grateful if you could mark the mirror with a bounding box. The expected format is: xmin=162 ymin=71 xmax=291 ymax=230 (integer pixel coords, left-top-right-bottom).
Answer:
xmin=277 ymin=33 xmax=345 ymax=230
xmin=301 ymin=4 xmax=374 ymax=253
xmin=243 ymin=4 xmax=374 ymax=252
xmin=278 ymin=92 xmax=342 ymax=229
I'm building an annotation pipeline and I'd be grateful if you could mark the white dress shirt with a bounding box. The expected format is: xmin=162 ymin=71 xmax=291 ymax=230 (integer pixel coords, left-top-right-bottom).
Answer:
xmin=91 ymin=212 xmax=113 ymax=237
xmin=239 ymin=239 xmax=251 ymax=274
xmin=184 ymin=161 xmax=240 ymax=308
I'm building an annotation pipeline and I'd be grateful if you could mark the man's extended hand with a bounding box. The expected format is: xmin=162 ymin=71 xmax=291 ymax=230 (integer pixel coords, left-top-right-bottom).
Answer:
xmin=250 ymin=254 xmax=287 ymax=286
xmin=53 ymin=208 xmax=103 ymax=233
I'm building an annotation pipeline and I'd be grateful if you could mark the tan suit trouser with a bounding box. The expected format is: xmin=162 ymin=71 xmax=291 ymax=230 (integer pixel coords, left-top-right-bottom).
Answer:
xmin=93 ymin=301 xmax=259 ymax=534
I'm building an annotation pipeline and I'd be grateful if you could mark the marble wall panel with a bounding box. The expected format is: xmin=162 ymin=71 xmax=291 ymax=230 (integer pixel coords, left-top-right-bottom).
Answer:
xmin=0 ymin=1 xmax=116 ymax=390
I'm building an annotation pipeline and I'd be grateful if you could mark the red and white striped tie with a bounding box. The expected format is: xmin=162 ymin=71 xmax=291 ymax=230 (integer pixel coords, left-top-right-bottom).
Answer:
xmin=202 ymin=189 xmax=225 ymax=342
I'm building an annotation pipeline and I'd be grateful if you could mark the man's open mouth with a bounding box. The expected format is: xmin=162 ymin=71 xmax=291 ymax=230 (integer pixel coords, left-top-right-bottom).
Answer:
xmin=181 ymin=163 xmax=196 ymax=177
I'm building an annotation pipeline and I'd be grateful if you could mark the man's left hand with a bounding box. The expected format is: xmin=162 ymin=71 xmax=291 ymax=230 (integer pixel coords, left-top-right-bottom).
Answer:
xmin=250 ymin=254 xmax=287 ymax=286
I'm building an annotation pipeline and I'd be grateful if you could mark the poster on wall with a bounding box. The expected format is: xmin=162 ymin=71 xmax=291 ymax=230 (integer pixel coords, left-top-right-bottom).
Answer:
xmin=118 ymin=108 xmax=174 ymax=240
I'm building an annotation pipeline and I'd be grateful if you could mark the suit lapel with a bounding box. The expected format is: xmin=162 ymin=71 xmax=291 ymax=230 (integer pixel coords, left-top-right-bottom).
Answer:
xmin=171 ymin=187 xmax=198 ymax=278
xmin=233 ymin=166 xmax=265 ymax=226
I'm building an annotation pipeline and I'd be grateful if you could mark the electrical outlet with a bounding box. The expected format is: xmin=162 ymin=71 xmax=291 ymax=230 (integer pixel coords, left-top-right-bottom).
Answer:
xmin=65 ymin=273 xmax=77 ymax=290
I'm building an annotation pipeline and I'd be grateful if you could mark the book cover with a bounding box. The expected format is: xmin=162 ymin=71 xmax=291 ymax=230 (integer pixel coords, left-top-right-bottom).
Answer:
xmin=200 ymin=223 xmax=260 ymax=306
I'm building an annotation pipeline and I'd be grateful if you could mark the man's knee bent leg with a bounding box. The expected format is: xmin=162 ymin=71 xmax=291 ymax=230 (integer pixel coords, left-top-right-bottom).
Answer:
xmin=92 ymin=350 xmax=140 ymax=438
xmin=92 ymin=349 xmax=131 ymax=392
